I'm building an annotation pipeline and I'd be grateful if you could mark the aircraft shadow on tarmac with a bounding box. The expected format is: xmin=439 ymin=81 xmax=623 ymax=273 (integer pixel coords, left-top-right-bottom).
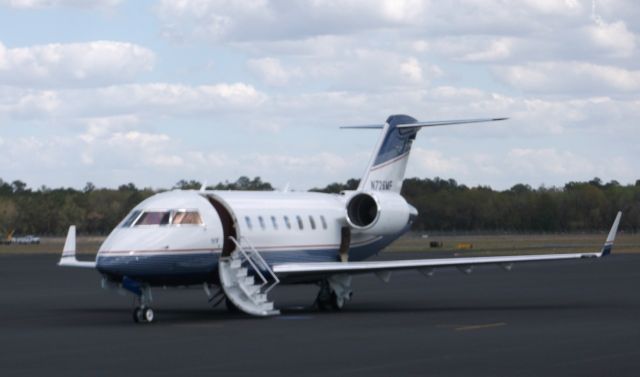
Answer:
xmin=46 ymin=299 xmax=615 ymax=326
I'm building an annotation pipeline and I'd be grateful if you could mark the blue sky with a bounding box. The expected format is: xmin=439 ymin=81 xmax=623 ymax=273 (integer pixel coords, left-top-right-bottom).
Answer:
xmin=0 ymin=0 xmax=638 ymax=190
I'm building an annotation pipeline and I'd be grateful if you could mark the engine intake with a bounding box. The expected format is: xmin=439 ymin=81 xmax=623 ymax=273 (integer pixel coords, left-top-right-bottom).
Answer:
xmin=345 ymin=192 xmax=412 ymax=235
xmin=346 ymin=193 xmax=378 ymax=228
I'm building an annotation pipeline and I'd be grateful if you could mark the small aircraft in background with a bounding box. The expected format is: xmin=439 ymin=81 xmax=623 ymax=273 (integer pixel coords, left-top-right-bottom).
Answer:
xmin=59 ymin=114 xmax=622 ymax=323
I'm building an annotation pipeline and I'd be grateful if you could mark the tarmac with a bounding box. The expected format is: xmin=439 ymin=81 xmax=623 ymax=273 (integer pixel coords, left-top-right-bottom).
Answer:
xmin=1 ymin=251 xmax=639 ymax=377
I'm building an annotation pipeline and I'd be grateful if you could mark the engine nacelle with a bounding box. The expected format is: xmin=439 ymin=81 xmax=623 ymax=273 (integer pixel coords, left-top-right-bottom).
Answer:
xmin=345 ymin=191 xmax=412 ymax=235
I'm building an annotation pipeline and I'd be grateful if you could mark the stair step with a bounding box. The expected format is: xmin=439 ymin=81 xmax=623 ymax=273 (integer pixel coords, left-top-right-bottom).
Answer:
xmin=241 ymin=276 xmax=256 ymax=286
xmin=218 ymin=236 xmax=280 ymax=317
xmin=252 ymin=293 xmax=267 ymax=303
xmin=240 ymin=283 xmax=260 ymax=296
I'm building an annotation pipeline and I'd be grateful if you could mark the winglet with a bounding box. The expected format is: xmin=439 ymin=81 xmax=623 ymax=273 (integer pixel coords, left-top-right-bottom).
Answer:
xmin=600 ymin=211 xmax=622 ymax=257
xmin=58 ymin=226 xmax=96 ymax=268
xmin=62 ymin=225 xmax=76 ymax=258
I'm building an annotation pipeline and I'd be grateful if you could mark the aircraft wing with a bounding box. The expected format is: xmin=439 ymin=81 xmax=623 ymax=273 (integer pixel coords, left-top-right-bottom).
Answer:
xmin=273 ymin=211 xmax=621 ymax=281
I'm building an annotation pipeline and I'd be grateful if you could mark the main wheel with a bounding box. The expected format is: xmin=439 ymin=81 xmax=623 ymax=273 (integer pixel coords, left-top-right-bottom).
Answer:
xmin=315 ymin=285 xmax=333 ymax=311
xmin=143 ymin=307 xmax=155 ymax=323
xmin=133 ymin=307 xmax=143 ymax=323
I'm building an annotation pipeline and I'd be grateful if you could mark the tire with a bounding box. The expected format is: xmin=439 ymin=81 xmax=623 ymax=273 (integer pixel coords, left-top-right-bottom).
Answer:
xmin=143 ymin=307 xmax=155 ymax=323
xmin=315 ymin=288 xmax=333 ymax=311
xmin=133 ymin=307 xmax=142 ymax=323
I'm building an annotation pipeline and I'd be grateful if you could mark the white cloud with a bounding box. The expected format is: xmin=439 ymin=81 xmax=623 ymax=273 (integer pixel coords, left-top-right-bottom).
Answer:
xmin=508 ymin=148 xmax=591 ymax=176
xmin=0 ymin=41 xmax=155 ymax=88
xmin=586 ymin=20 xmax=636 ymax=58
xmin=247 ymin=57 xmax=301 ymax=86
xmin=400 ymin=57 xmax=423 ymax=83
xmin=155 ymin=0 xmax=428 ymax=42
xmin=0 ymin=0 xmax=121 ymax=8
xmin=410 ymin=148 xmax=467 ymax=176
xmin=253 ymin=152 xmax=348 ymax=174
xmin=522 ymin=0 xmax=583 ymax=15
xmin=495 ymin=62 xmax=640 ymax=94
xmin=460 ymin=38 xmax=514 ymax=62
xmin=0 ymin=82 xmax=266 ymax=119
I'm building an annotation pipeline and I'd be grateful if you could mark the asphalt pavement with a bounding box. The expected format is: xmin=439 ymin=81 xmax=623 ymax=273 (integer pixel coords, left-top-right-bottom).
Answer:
xmin=1 ymin=251 xmax=639 ymax=376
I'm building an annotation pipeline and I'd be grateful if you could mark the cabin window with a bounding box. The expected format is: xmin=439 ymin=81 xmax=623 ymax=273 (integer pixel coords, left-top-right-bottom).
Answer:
xmin=309 ymin=215 xmax=316 ymax=230
xmin=258 ymin=216 xmax=266 ymax=230
xmin=135 ymin=211 xmax=170 ymax=226
xmin=284 ymin=216 xmax=291 ymax=230
xmin=172 ymin=210 xmax=203 ymax=225
xmin=245 ymin=216 xmax=253 ymax=230
xmin=320 ymin=215 xmax=328 ymax=230
xmin=122 ymin=210 xmax=141 ymax=227
xmin=296 ymin=215 xmax=304 ymax=230
xmin=271 ymin=216 xmax=278 ymax=230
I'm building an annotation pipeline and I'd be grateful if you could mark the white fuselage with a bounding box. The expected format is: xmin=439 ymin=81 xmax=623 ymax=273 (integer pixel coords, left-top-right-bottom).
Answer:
xmin=96 ymin=190 xmax=407 ymax=285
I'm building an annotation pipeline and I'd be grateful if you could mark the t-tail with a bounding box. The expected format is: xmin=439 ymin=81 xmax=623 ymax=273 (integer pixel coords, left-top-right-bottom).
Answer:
xmin=343 ymin=114 xmax=508 ymax=193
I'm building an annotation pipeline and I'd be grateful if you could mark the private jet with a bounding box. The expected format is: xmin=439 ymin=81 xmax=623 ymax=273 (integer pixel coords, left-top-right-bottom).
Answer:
xmin=59 ymin=114 xmax=622 ymax=323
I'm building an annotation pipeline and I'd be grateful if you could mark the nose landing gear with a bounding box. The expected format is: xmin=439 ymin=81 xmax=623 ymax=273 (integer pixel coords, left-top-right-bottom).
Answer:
xmin=120 ymin=277 xmax=156 ymax=324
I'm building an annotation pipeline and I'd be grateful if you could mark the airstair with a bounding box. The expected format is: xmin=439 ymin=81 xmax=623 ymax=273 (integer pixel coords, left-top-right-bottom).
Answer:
xmin=218 ymin=236 xmax=280 ymax=316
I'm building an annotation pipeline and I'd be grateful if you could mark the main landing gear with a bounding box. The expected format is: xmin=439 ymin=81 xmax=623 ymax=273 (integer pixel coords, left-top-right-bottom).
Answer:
xmin=315 ymin=275 xmax=353 ymax=311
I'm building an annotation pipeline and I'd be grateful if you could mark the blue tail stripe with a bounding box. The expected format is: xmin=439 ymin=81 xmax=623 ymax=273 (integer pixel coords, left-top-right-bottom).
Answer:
xmin=373 ymin=115 xmax=419 ymax=166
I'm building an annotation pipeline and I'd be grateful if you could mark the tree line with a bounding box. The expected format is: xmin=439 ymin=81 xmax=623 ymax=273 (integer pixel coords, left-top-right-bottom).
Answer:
xmin=313 ymin=177 xmax=640 ymax=232
xmin=0 ymin=176 xmax=637 ymax=236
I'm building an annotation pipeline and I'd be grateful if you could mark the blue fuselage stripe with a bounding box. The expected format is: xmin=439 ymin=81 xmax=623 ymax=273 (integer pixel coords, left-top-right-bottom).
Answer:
xmin=97 ymin=232 xmax=403 ymax=285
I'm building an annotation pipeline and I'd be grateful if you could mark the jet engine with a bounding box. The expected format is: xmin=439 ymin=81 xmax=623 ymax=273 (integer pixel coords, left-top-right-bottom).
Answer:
xmin=345 ymin=192 xmax=412 ymax=235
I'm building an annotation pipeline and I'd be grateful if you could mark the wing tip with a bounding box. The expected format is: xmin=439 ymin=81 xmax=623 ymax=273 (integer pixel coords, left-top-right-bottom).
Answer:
xmin=600 ymin=211 xmax=623 ymax=257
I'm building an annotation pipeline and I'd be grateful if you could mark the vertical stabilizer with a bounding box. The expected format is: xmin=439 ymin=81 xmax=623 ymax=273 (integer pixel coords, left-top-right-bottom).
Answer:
xmin=358 ymin=115 xmax=419 ymax=193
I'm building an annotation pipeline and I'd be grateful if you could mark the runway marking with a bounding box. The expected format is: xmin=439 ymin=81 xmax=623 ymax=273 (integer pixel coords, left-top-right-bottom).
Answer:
xmin=454 ymin=322 xmax=507 ymax=331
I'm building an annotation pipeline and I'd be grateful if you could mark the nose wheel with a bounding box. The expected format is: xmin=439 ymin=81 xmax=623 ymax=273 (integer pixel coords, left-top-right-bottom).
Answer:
xmin=133 ymin=306 xmax=155 ymax=323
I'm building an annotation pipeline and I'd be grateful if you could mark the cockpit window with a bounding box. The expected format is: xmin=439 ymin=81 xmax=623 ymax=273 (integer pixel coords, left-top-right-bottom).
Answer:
xmin=121 ymin=210 xmax=141 ymax=228
xmin=126 ymin=209 xmax=204 ymax=227
xmin=172 ymin=211 xmax=203 ymax=225
xmin=135 ymin=211 xmax=171 ymax=226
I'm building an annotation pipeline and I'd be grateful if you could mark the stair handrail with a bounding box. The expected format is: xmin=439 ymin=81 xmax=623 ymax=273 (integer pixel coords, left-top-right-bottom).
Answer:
xmin=228 ymin=236 xmax=269 ymax=288
xmin=239 ymin=235 xmax=280 ymax=293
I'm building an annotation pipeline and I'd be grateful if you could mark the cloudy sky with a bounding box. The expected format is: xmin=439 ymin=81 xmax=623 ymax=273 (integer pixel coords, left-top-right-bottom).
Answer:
xmin=0 ymin=0 xmax=637 ymax=191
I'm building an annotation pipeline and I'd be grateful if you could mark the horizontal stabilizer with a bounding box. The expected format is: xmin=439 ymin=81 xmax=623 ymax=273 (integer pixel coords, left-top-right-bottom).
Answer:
xmin=341 ymin=117 xmax=507 ymax=130
xmin=396 ymin=117 xmax=508 ymax=128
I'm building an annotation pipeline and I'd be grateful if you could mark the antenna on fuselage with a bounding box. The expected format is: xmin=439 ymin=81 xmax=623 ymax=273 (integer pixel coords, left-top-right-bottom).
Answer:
xmin=199 ymin=181 xmax=207 ymax=193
